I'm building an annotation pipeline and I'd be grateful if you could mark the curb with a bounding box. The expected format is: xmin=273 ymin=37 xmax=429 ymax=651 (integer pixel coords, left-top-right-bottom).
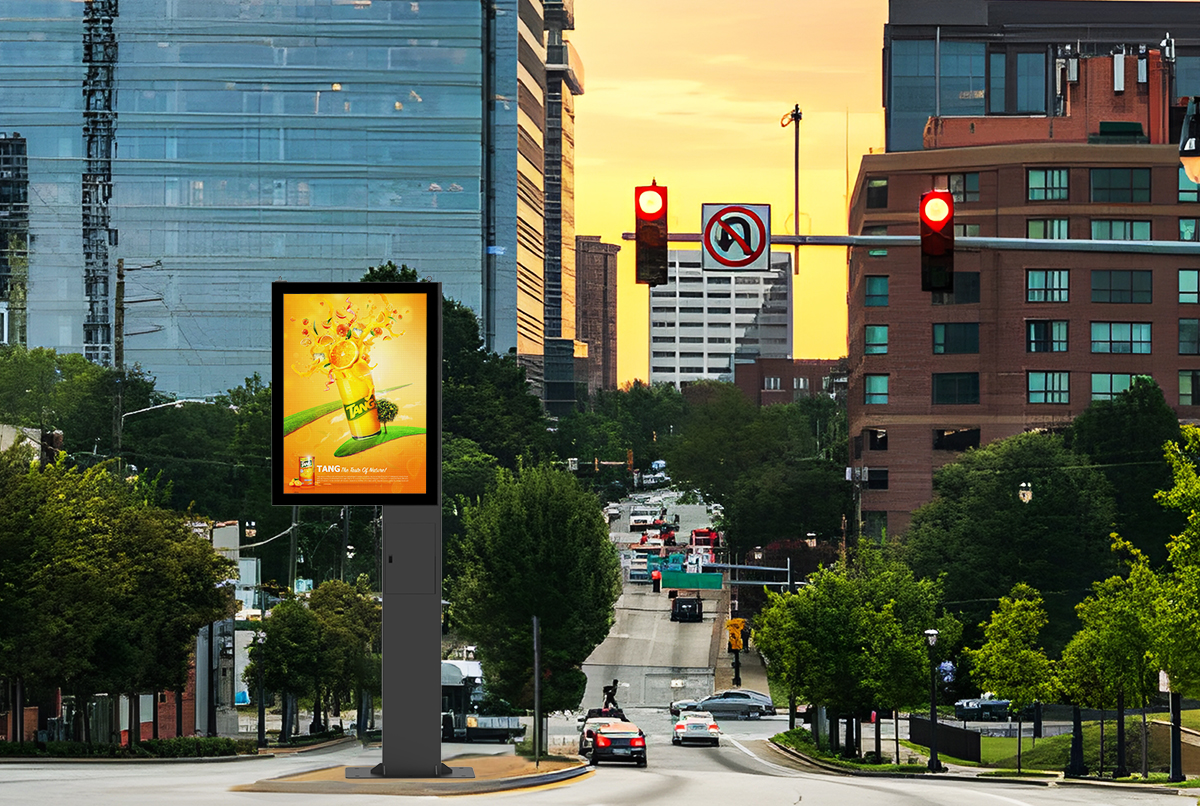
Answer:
xmin=233 ymin=761 xmax=594 ymax=796
xmin=0 ymin=753 xmax=271 ymax=764
xmin=769 ymin=739 xmax=1198 ymax=793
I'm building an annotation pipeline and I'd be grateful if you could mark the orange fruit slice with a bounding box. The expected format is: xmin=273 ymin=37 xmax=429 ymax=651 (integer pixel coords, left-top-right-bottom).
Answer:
xmin=328 ymin=339 xmax=359 ymax=371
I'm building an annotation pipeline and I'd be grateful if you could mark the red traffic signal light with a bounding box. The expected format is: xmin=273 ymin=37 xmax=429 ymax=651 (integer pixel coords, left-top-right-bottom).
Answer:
xmin=635 ymin=183 xmax=668 ymax=286
xmin=919 ymin=189 xmax=954 ymax=293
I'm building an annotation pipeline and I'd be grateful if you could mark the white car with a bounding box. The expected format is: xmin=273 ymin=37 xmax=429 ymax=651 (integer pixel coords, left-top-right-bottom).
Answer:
xmin=672 ymin=710 xmax=720 ymax=746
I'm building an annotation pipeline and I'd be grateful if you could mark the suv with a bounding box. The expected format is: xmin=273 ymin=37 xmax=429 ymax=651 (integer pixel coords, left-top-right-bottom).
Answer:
xmin=670 ymin=596 xmax=703 ymax=622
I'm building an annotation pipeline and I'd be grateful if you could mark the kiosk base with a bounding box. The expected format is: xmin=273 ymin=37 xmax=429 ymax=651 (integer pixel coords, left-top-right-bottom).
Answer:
xmin=345 ymin=763 xmax=475 ymax=779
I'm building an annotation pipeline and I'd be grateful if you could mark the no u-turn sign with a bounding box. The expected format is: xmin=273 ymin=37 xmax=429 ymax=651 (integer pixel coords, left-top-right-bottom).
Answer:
xmin=702 ymin=203 xmax=771 ymax=270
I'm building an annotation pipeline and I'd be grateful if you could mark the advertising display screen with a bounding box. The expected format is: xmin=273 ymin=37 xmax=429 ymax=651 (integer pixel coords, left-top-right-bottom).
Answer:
xmin=271 ymin=282 xmax=440 ymax=506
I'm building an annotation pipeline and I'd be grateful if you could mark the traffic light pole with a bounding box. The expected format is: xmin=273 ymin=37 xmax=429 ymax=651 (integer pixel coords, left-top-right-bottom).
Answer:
xmin=621 ymin=231 xmax=1200 ymax=255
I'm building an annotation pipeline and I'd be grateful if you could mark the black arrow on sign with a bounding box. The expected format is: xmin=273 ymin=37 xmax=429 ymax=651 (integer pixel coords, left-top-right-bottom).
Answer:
xmin=716 ymin=215 xmax=753 ymax=254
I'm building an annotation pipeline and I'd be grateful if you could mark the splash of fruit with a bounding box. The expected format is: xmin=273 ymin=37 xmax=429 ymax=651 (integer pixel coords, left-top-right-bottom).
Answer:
xmin=290 ymin=294 xmax=406 ymax=381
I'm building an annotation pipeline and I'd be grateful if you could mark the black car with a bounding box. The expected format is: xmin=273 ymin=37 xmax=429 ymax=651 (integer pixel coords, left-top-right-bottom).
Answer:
xmin=587 ymin=721 xmax=647 ymax=767
xmin=670 ymin=595 xmax=703 ymax=622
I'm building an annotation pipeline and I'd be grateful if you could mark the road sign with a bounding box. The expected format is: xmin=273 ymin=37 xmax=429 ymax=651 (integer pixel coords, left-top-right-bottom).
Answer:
xmin=702 ymin=203 xmax=771 ymax=270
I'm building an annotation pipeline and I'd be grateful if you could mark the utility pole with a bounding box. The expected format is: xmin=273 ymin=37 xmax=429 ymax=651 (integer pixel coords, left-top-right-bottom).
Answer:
xmin=289 ymin=506 xmax=299 ymax=594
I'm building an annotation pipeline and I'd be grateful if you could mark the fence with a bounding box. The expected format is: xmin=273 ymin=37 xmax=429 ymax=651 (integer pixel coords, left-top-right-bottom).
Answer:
xmin=908 ymin=716 xmax=981 ymax=763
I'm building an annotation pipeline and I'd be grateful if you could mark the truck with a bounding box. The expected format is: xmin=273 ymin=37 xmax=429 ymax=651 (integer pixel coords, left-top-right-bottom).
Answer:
xmin=690 ymin=527 xmax=721 ymax=550
xmin=440 ymin=660 xmax=526 ymax=742
xmin=629 ymin=505 xmax=658 ymax=531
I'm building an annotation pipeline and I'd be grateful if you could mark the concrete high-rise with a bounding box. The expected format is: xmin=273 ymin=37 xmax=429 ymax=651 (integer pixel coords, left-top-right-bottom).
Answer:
xmin=575 ymin=235 xmax=619 ymax=396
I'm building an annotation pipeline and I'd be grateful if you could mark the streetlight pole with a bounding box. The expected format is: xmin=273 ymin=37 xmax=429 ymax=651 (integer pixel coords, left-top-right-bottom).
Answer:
xmin=781 ymin=105 xmax=802 ymax=276
xmin=255 ymin=628 xmax=267 ymax=748
xmin=924 ymin=628 xmax=941 ymax=773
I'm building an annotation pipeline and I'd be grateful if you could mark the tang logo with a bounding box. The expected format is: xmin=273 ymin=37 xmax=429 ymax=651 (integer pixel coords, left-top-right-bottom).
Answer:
xmin=345 ymin=393 xmax=378 ymax=422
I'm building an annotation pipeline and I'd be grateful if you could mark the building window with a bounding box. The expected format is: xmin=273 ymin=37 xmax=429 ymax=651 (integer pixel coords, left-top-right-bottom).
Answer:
xmin=864 ymin=468 xmax=889 ymax=490
xmin=1027 ymin=320 xmax=1068 ymax=352
xmin=707 ymin=307 xmax=731 ymax=314
xmin=989 ymin=52 xmax=1007 ymax=113
xmin=651 ymin=351 xmax=675 ymax=359
xmin=867 ymin=428 xmax=888 ymax=451
xmin=865 ymin=325 xmax=889 ymax=355
xmin=932 ymin=272 xmax=980 ymax=305
xmin=864 ymin=225 xmax=889 ymax=257
xmin=1182 ymin=270 xmax=1199 ymax=304
xmin=1015 ymin=51 xmax=1046 ymax=112
xmin=1181 ymin=166 xmax=1200 ymax=203
xmin=680 ymin=336 xmax=703 ymax=343
xmin=864 ymin=374 xmax=889 ymax=404
xmin=1028 ymin=168 xmax=1068 ymax=201
xmin=934 ymin=427 xmax=981 ymax=451
xmin=954 ymin=223 xmax=981 ymax=238
xmin=865 ymin=275 xmax=889 ymax=307
xmin=1028 ymin=371 xmax=1069 ymax=403
xmin=651 ymin=336 xmax=675 ymax=343
xmin=1091 ymin=220 xmax=1150 ymax=241
xmin=1091 ymin=270 xmax=1152 ymax=303
xmin=866 ymin=178 xmax=888 ymax=209
xmin=1182 ymin=319 xmax=1200 ymax=354
xmin=949 ymin=172 xmax=980 ymax=203
xmin=1091 ymin=322 xmax=1151 ymax=354
xmin=1181 ymin=370 xmax=1200 ymax=405
xmin=1092 ymin=373 xmax=1134 ymax=400
xmin=1090 ymin=168 xmax=1151 ymax=203
xmin=764 ymin=376 xmax=781 ymax=391
xmin=1027 ymin=269 xmax=1068 ymax=302
xmin=794 ymin=376 xmax=809 ymax=392
xmin=1027 ymin=219 xmax=1068 ymax=239
xmin=858 ymin=511 xmax=886 ymax=544
xmin=1183 ymin=219 xmax=1199 ymax=242
xmin=933 ymin=322 xmax=979 ymax=354
xmin=932 ymin=372 xmax=980 ymax=404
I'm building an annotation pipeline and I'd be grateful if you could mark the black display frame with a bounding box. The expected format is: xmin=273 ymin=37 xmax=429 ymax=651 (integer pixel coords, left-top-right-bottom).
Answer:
xmin=271 ymin=281 xmax=441 ymax=507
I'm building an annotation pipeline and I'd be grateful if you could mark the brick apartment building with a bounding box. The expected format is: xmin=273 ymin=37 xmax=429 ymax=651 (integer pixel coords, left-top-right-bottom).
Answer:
xmin=733 ymin=357 xmax=846 ymax=407
xmin=847 ymin=0 xmax=1200 ymax=538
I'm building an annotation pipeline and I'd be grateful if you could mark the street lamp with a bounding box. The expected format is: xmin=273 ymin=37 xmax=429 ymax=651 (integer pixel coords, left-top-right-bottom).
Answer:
xmin=254 ymin=628 xmax=268 ymax=748
xmin=924 ymin=628 xmax=941 ymax=773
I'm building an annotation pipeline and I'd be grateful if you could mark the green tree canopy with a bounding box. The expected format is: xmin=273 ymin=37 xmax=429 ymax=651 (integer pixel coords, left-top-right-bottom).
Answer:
xmin=1066 ymin=376 xmax=1184 ymax=567
xmin=450 ymin=464 xmax=621 ymax=711
xmin=754 ymin=546 xmax=958 ymax=721
xmin=903 ymin=431 xmax=1118 ymax=655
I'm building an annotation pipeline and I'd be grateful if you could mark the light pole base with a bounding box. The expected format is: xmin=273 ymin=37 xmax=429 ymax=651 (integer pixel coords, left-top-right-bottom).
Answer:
xmin=346 ymin=763 xmax=475 ymax=779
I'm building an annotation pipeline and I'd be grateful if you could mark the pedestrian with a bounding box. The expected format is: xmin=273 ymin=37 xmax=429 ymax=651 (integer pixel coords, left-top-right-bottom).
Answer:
xmin=651 ymin=568 xmax=662 ymax=593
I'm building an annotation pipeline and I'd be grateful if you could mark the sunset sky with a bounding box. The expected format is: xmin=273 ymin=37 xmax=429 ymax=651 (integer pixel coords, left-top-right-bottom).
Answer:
xmin=568 ymin=0 xmax=891 ymax=384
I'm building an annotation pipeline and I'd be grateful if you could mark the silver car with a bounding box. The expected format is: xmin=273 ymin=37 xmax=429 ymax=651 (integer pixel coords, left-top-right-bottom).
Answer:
xmin=675 ymin=689 xmax=776 ymax=719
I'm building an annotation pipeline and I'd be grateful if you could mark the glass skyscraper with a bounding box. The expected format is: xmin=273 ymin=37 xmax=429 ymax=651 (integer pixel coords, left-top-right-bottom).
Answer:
xmin=0 ymin=0 xmax=552 ymax=397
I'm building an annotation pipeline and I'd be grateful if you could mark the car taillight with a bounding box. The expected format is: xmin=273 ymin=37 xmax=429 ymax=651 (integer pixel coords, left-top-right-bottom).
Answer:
xmin=709 ymin=724 xmax=719 ymax=732
xmin=594 ymin=734 xmax=611 ymax=747
xmin=674 ymin=723 xmax=684 ymax=731
xmin=630 ymin=736 xmax=645 ymax=747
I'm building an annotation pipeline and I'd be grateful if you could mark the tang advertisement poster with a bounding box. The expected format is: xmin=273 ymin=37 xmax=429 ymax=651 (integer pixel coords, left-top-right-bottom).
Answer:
xmin=272 ymin=282 xmax=438 ymax=505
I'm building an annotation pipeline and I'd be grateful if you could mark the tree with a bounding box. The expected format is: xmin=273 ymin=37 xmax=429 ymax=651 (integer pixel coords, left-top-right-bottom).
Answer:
xmin=306 ymin=578 xmax=382 ymax=731
xmin=966 ymin=583 xmax=1055 ymax=773
xmin=1066 ymin=376 xmax=1184 ymax=567
xmin=753 ymin=545 xmax=957 ymax=756
xmin=376 ymin=398 xmax=398 ymax=435
xmin=250 ymin=598 xmax=322 ymax=742
xmin=903 ymin=431 xmax=1118 ymax=655
xmin=1151 ymin=423 xmax=1200 ymax=697
xmin=450 ymin=464 xmax=621 ymax=711
xmin=1056 ymin=540 xmax=1160 ymax=777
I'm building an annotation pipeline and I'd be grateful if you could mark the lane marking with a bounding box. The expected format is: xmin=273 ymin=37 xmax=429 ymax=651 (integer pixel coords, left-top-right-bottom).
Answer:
xmin=727 ymin=738 xmax=805 ymax=776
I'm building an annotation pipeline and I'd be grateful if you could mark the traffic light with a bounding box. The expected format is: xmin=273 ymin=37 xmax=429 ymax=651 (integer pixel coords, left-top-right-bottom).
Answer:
xmin=635 ymin=182 xmax=668 ymax=286
xmin=919 ymin=189 xmax=954 ymax=293
xmin=627 ymin=449 xmax=634 ymax=472
xmin=726 ymin=618 xmax=746 ymax=651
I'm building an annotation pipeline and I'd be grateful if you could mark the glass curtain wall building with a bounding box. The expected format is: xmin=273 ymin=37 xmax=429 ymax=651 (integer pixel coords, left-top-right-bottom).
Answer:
xmin=0 ymin=0 xmax=546 ymax=397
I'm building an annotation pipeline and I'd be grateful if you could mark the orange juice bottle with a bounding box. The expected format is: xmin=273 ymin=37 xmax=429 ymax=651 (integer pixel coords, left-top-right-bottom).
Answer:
xmin=299 ymin=456 xmax=315 ymax=486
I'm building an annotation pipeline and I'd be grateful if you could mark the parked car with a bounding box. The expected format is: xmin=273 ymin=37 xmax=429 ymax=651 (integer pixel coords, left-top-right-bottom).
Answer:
xmin=674 ymin=689 xmax=776 ymax=719
xmin=672 ymin=710 xmax=720 ymax=746
xmin=587 ymin=721 xmax=647 ymax=766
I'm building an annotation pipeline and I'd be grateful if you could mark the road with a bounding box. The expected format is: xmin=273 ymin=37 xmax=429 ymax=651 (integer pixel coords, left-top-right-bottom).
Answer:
xmin=0 ymin=710 xmax=1185 ymax=805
